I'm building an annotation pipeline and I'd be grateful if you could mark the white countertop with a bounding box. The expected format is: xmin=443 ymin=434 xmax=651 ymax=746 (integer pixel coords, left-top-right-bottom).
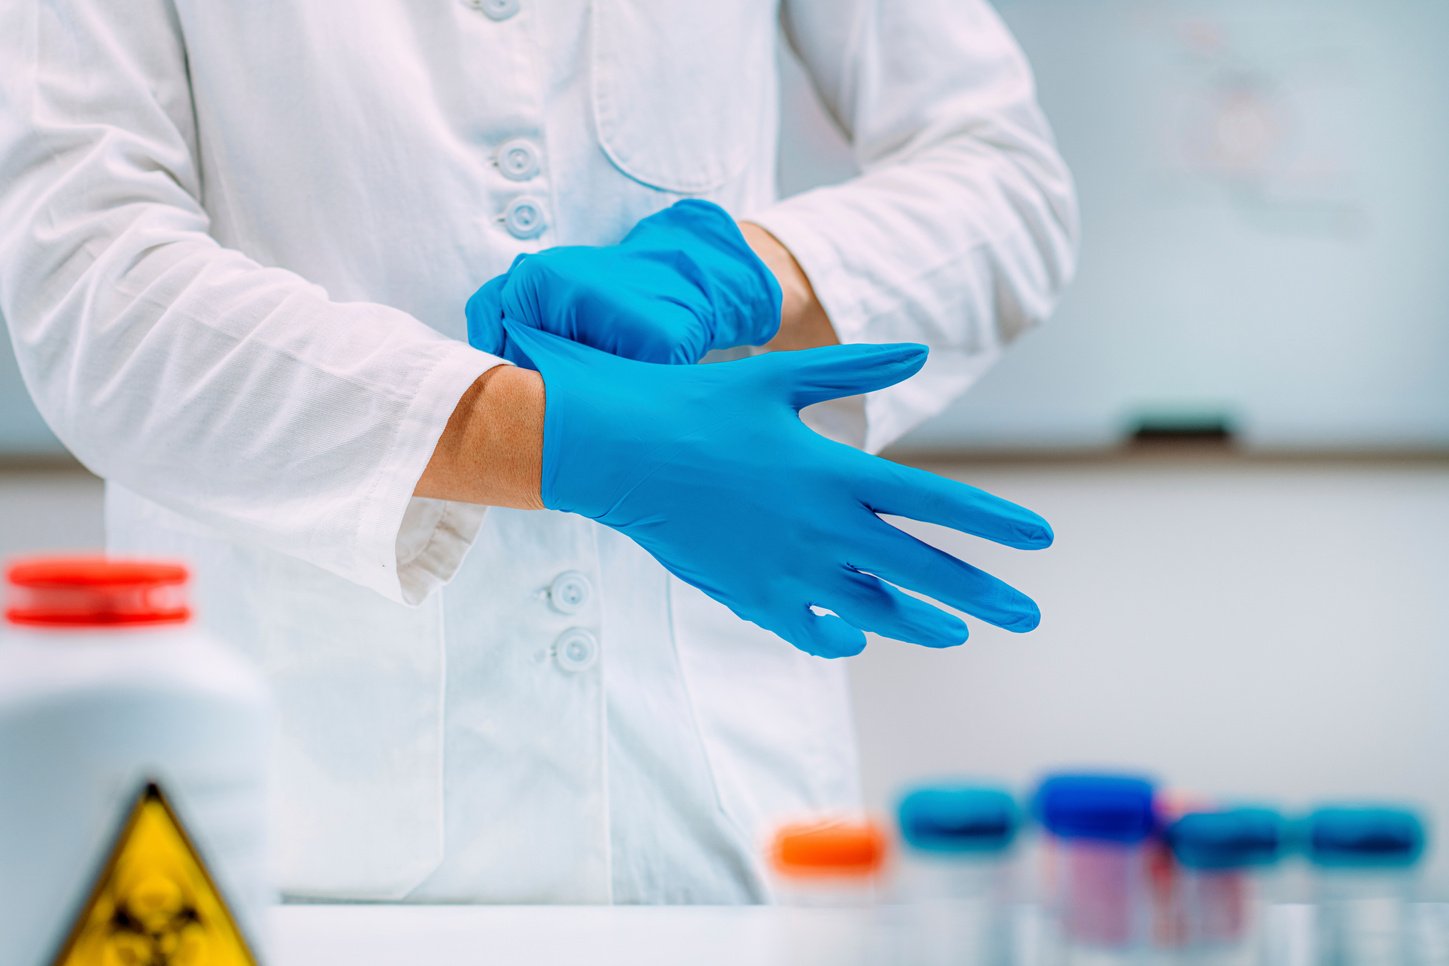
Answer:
xmin=271 ymin=905 xmax=812 ymax=966
xmin=270 ymin=902 xmax=1449 ymax=966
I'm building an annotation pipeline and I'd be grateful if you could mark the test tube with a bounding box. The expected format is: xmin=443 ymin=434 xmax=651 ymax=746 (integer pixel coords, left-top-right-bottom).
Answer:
xmin=767 ymin=817 xmax=894 ymax=966
xmin=1145 ymin=789 xmax=1219 ymax=949
xmin=896 ymin=783 xmax=1020 ymax=966
xmin=1034 ymin=772 xmax=1158 ymax=965
xmin=1306 ymin=804 xmax=1427 ymax=965
xmin=1165 ymin=806 xmax=1285 ymax=965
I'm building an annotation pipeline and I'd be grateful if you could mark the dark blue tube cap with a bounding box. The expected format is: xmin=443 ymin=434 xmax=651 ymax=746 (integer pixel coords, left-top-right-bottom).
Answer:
xmin=1306 ymin=806 xmax=1427 ymax=869
xmin=1167 ymin=808 xmax=1284 ymax=870
xmin=897 ymin=784 xmax=1019 ymax=855
xmin=1032 ymin=773 xmax=1156 ymax=844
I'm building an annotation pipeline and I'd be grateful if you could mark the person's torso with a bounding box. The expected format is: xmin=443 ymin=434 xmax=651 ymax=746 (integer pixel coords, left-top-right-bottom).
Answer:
xmin=175 ymin=0 xmax=782 ymax=336
xmin=106 ymin=0 xmax=864 ymax=903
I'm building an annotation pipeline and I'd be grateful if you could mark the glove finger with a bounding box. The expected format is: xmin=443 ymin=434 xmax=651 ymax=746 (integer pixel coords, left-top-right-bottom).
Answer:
xmin=762 ymin=342 xmax=928 ymax=410
xmin=854 ymin=519 xmax=1042 ymax=633
xmin=860 ymin=457 xmax=1054 ymax=551
xmin=465 ymin=274 xmax=509 ymax=353
xmin=828 ymin=569 xmax=968 ymax=648
xmin=780 ymin=610 xmax=868 ymax=659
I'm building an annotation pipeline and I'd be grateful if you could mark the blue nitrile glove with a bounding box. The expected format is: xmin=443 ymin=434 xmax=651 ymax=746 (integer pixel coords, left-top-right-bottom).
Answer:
xmin=503 ymin=319 xmax=1053 ymax=658
xmin=467 ymin=200 xmax=781 ymax=365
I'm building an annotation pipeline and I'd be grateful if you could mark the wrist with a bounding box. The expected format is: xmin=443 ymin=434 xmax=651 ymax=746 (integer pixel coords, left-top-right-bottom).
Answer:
xmin=416 ymin=364 xmax=544 ymax=510
xmin=738 ymin=221 xmax=837 ymax=352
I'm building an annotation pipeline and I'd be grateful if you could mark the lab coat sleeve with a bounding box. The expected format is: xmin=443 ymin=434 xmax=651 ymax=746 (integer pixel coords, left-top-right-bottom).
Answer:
xmin=749 ymin=0 xmax=1080 ymax=453
xmin=0 ymin=0 xmax=504 ymax=605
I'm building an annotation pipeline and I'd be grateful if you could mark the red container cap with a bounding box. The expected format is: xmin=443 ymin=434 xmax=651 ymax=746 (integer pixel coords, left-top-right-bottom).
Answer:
xmin=5 ymin=556 xmax=192 ymax=627
xmin=769 ymin=818 xmax=889 ymax=879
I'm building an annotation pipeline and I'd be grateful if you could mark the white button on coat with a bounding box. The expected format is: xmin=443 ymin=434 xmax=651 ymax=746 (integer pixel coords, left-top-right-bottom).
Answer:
xmin=0 ymin=0 xmax=1077 ymax=906
xmin=554 ymin=629 xmax=599 ymax=673
xmin=502 ymin=198 xmax=546 ymax=239
xmin=498 ymin=139 xmax=541 ymax=181
xmin=472 ymin=0 xmax=520 ymax=21
xmin=548 ymin=571 xmax=591 ymax=614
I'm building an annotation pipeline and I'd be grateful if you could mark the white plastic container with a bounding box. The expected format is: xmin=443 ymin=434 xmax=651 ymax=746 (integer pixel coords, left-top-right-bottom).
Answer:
xmin=767 ymin=817 xmax=896 ymax=966
xmin=1306 ymin=805 xmax=1427 ymax=966
xmin=895 ymin=783 xmax=1021 ymax=966
xmin=0 ymin=557 xmax=272 ymax=965
xmin=1164 ymin=807 xmax=1285 ymax=966
xmin=1034 ymin=773 xmax=1158 ymax=966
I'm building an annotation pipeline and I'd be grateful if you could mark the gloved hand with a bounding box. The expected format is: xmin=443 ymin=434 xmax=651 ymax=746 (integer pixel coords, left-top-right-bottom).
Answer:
xmin=467 ymin=200 xmax=781 ymax=365
xmin=504 ymin=319 xmax=1052 ymax=658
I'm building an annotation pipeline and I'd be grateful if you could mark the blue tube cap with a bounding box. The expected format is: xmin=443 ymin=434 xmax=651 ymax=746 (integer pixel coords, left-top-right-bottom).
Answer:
xmin=898 ymin=784 xmax=1019 ymax=855
xmin=1306 ymin=806 xmax=1427 ymax=869
xmin=1167 ymin=808 xmax=1284 ymax=870
xmin=1033 ymin=773 xmax=1156 ymax=844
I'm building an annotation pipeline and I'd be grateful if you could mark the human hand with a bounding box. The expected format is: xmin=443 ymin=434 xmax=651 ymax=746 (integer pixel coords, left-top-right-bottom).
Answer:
xmin=466 ymin=200 xmax=781 ymax=366
xmin=504 ymin=319 xmax=1052 ymax=658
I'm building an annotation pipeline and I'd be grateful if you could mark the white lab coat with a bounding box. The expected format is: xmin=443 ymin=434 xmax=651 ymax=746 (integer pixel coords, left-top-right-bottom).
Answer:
xmin=0 ymin=0 xmax=1077 ymax=902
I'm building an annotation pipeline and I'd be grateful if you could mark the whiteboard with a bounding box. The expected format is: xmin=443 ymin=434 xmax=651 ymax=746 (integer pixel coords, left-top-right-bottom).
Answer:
xmin=779 ymin=0 xmax=1449 ymax=450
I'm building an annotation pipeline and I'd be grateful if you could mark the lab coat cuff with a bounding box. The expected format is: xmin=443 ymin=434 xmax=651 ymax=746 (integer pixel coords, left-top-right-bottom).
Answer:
xmin=354 ymin=341 xmax=509 ymax=606
xmin=745 ymin=203 xmax=896 ymax=454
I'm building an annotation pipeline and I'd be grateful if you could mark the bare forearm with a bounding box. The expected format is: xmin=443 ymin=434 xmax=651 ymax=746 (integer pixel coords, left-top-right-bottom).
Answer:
xmin=738 ymin=221 xmax=839 ymax=352
xmin=419 ymin=222 xmax=823 ymax=507
xmin=415 ymin=364 xmax=545 ymax=508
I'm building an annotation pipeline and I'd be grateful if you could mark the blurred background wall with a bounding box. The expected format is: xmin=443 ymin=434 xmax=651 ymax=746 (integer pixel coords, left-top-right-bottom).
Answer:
xmin=2 ymin=0 xmax=1446 ymax=885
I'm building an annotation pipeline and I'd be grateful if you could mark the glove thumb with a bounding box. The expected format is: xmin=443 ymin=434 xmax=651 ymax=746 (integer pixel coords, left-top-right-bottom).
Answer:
xmin=766 ymin=342 xmax=929 ymax=409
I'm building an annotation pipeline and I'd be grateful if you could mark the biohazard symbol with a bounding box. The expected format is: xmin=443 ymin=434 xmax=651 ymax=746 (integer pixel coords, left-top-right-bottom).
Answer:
xmin=51 ymin=781 xmax=257 ymax=966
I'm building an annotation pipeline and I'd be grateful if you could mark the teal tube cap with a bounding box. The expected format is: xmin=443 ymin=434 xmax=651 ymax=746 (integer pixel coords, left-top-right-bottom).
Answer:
xmin=1306 ymin=806 xmax=1427 ymax=869
xmin=898 ymin=784 xmax=1019 ymax=854
xmin=1167 ymin=807 xmax=1284 ymax=870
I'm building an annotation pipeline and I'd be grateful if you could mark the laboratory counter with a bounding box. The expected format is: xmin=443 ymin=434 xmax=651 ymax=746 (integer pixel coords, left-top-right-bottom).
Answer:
xmin=269 ymin=902 xmax=1449 ymax=965
xmin=273 ymin=904 xmax=827 ymax=966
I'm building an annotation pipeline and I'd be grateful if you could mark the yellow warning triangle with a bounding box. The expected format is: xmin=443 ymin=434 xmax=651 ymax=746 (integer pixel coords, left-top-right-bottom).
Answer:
xmin=52 ymin=781 xmax=258 ymax=966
